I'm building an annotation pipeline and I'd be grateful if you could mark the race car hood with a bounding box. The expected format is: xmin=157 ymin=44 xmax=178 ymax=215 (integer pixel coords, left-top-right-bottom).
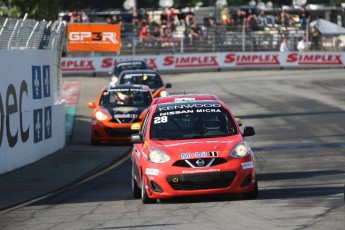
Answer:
xmin=102 ymin=106 xmax=147 ymax=123
xmin=151 ymin=135 xmax=244 ymax=157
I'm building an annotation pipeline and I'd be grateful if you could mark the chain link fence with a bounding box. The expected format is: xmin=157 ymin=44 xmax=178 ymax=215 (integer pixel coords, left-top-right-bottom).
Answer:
xmin=63 ymin=23 xmax=310 ymax=58
xmin=0 ymin=16 xmax=66 ymax=103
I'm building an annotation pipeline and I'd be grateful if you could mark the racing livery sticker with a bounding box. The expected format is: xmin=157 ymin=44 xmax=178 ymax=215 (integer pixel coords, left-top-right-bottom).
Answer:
xmin=146 ymin=168 xmax=159 ymax=175
xmin=181 ymin=151 xmax=219 ymax=159
xmin=182 ymin=168 xmax=220 ymax=174
xmin=241 ymin=162 xmax=254 ymax=169
xmin=114 ymin=114 xmax=138 ymax=119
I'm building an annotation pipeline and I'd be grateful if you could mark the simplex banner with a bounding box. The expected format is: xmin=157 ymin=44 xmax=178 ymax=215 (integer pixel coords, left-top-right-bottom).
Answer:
xmin=61 ymin=52 xmax=345 ymax=73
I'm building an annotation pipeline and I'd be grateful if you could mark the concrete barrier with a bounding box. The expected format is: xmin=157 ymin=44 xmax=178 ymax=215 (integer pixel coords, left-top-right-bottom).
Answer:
xmin=0 ymin=50 xmax=65 ymax=174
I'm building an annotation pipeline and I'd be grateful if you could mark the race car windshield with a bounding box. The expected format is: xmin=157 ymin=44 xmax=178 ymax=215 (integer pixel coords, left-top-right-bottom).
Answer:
xmin=100 ymin=89 xmax=152 ymax=107
xmin=150 ymin=106 xmax=238 ymax=140
xmin=119 ymin=74 xmax=163 ymax=89
xmin=114 ymin=62 xmax=147 ymax=76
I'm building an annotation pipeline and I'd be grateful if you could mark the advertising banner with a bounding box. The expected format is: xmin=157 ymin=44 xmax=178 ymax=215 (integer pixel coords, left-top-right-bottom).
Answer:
xmin=0 ymin=50 xmax=64 ymax=174
xmin=67 ymin=24 xmax=121 ymax=52
xmin=61 ymin=52 xmax=345 ymax=73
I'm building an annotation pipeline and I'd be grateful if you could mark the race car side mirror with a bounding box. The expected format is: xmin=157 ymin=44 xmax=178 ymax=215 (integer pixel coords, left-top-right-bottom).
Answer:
xmin=243 ymin=126 xmax=255 ymax=137
xmin=130 ymin=134 xmax=144 ymax=143
xmin=88 ymin=102 xmax=96 ymax=108
xmin=165 ymin=83 xmax=172 ymax=88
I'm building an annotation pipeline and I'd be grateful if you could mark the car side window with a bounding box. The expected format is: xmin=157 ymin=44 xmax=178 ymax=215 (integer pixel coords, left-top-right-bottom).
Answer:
xmin=140 ymin=109 xmax=151 ymax=139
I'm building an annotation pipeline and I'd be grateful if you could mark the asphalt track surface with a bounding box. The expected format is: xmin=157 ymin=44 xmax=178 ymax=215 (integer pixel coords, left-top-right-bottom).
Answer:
xmin=1 ymin=69 xmax=345 ymax=230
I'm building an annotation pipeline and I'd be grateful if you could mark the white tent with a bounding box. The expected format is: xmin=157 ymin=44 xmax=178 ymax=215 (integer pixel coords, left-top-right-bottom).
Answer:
xmin=309 ymin=18 xmax=345 ymax=50
xmin=310 ymin=18 xmax=345 ymax=36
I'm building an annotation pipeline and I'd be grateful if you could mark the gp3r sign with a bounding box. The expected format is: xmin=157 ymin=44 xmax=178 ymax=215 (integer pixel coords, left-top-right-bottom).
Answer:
xmin=67 ymin=24 xmax=121 ymax=52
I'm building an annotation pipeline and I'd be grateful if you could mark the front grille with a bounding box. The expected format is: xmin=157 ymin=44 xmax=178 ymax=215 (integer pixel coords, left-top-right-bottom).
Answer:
xmin=104 ymin=128 xmax=137 ymax=137
xmin=109 ymin=118 xmax=140 ymax=124
xmin=167 ymin=172 xmax=236 ymax=190
xmin=172 ymin=158 xmax=228 ymax=168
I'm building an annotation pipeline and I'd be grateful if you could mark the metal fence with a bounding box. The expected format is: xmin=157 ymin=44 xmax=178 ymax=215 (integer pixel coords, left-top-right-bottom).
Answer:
xmin=0 ymin=15 xmax=66 ymax=102
xmin=63 ymin=22 xmax=311 ymax=57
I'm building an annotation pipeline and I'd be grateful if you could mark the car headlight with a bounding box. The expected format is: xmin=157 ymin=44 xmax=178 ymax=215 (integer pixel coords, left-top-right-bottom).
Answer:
xmin=95 ymin=110 xmax=108 ymax=121
xmin=149 ymin=148 xmax=170 ymax=163
xmin=230 ymin=141 xmax=252 ymax=158
xmin=111 ymin=76 xmax=118 ymax=83
xmin=160 ymin=90 xmax=168 ymax=97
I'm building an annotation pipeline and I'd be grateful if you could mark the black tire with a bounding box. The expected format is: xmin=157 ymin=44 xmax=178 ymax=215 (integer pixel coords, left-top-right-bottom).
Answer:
xmin=243 ymin=180 xmax=259 ymax=200
xmin=91 ymin=137 xmax=100 ymax=145
xmin=132 ymin=166 xmax=141 ymax=199
xmin=141 ymin=177 xmax=157 ymax=204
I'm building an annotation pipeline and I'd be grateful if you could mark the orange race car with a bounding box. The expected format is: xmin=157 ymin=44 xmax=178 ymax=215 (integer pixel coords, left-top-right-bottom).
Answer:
xmin=130 ymin=98 xmax=258 ymax=203
xmin=117 ymin=70 xmax=172 ymax=98
xmin=88 ymin=84 xmax=153 ymax=145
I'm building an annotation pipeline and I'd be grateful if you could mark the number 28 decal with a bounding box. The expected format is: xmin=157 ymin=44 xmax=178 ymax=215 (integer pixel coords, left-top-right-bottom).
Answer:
xmin=154 ymin=116 xmax=168 ymax=124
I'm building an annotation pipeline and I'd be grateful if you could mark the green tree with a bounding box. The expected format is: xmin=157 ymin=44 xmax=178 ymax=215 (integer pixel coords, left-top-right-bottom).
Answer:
xmin=1 ymin=0 xmax=59 ymax=20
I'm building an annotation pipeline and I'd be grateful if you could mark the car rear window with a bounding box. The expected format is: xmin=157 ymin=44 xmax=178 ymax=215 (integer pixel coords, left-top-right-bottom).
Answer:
xmin=120 ymin=73 xmax=163 ymax=89
xmin=100 ymin=88 xmax=152 ymax=107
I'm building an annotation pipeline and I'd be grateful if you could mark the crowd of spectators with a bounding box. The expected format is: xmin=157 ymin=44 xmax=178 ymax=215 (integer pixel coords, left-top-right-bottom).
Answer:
xmin=62 ymin=6 xmax=322 ymax=51
xmin=62 ymin=9 xmax=90 ymax=23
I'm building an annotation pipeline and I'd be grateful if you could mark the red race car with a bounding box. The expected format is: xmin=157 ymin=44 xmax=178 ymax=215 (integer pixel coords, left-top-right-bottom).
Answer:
xmin=88 ymin=84 xmax=153 ymax=145
xmin=130 ymin=99 xmax=258 ymax=203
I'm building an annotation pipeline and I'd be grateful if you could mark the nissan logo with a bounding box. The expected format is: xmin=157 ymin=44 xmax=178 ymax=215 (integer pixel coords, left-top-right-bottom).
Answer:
xmin=196 ymin=159 xmax=205 ymax=167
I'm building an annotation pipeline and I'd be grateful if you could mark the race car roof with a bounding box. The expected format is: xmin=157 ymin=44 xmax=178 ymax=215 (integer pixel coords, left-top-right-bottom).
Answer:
xmin=152 ymin=94 xmax=219 ymax=105
xmin=115 ymin=60 xmax=147 ymax=66
xmin=155 ymin=100 xmax=222 ymax=112
xmin=105 ymin=83 xmax=149 ymax=91
xmin=119 ymin=69 xmax=159 ymax=76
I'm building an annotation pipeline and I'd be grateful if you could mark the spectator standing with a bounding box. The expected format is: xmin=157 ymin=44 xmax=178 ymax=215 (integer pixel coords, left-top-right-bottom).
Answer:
xmin=71 ymin=10 xmax=79 ymax=23
xmin=297 ymin=36 xmax=308 ymax=51
xmin=132 ymin=10 xmax=140 ymax=26
xmin=280 ymin=38 xmax=292 ymax=52
xmin=141 ymin=8 xmax=150 ymax=24
xmin=258 ymin=10 xmax=268 ymax=26
xmin=169 ymin=7 xmax=175 ymax=23
xmin=280 ymin=9 xmax=291 ymax=26
xmin=188 ymin=23 xmax=202 ymax=44
xmin=310 ymin=27 xmax=321 ymax=50
xmin=81 ymin=10 xmax=89 ymax=23
xmin=111 ymin=15 xmax=121 ymax=25
xmin=298 ymin=7 xmax=309 ymax=27
xmin=151 ymin=26 xmax=161 ymax=47
xmin=233 ymin=9 xmax=246 ymax=26
xmin=160 ymin=9 xmax=168 ymax=25
xmin=247 ymin=12 xmax=259 ymax=31
xmin=106 ymin=17 xmax=112 ymax=24
xmin=139 ymin=23 xmax=151 ymax=46
xmin=221 ymin=7 xmax=232 ymax=25
xmin=185 ymin=7 xmax=195 ymax=22
xmin=62 ymin=9 xmax=71 ymax=23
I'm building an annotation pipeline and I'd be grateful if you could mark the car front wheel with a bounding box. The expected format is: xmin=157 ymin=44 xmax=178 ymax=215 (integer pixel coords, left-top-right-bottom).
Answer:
xmin=243 ymin=180 xmax=259 ymax=200
xmin=141 ymin=177 xmax=157 ymax=204
xmin=132 ymin=166 xmax=141 ymax=199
